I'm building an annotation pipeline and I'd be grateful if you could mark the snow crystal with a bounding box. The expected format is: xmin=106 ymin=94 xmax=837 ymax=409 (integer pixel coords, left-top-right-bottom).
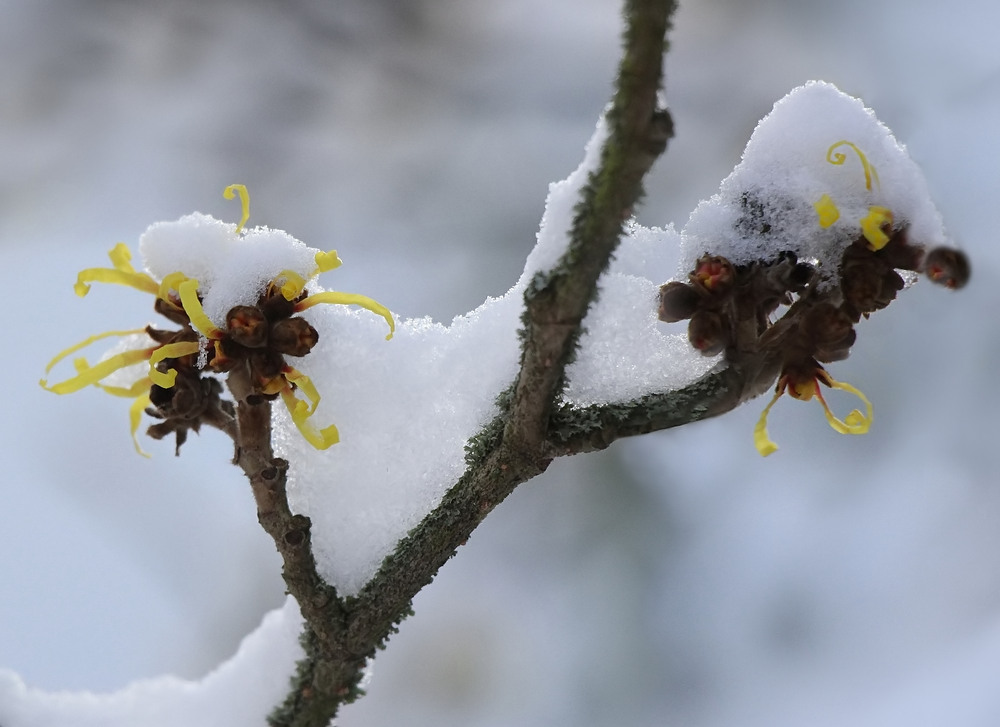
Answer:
xmin=681 ymin=81 xmax=949 ymax=283
xmin=0 ymin=598 xmax=303 ymax=727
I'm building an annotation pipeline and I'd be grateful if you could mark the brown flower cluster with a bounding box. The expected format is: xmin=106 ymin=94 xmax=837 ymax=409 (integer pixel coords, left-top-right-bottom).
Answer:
xmin=658 ymin=224 xmax=969 ymax=454
xmin=144 ymin=282 xmax=324 ymax=453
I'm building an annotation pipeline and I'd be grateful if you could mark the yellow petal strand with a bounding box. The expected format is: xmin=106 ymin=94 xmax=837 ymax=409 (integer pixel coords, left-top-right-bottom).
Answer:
xmin=813 ymin=379 xmax=872 ymax=436
xmin=223 ymin=184 xmax=251 ymax=234
xmin=813 ymin=194 xmax=840 ymax=228
xmin=314 ymin=250 xmax=342 ymax=273
xmin=108 ymin=242 xmax=138 ymax=273
xmin=753 ymin=388 xmax=785 ymax=457
xmin=284 ymin=367 xmax=321 ymax=414
xmin=41 ymin=347 xmax=153 ymax=395
xmin=94 ymin=376 xmax=154 ymax=399
xmin=860 ymin=206 xmax=893 ymax=250
xmin=259 ymin=375 xmax=287 ymax=396
xmin=297 ymin=291 xmax=395 ymax=340
xmin=826 ymin=378 xmax=873 ymax=434
xmin=280 ymin=387 xmax=340 ymax=450
xmin=178 ymin=279 xmax=224 ymax=339
xmin=157 ymin=271 xmax=190 ymax=304
xmin=74 ymin=268 xmax=159 ymax=298
xmin=129 ymin=392 xmax=153 ymax=458
xmin=826 ymin=140 xmax=878 ymax=191
xmin=277 ymin=270 xmax=308 ymax=301
xmin=148 ymin=341 xmax=202 ymax=388
xmin=43 ymin=328 xmax=148 ymax=374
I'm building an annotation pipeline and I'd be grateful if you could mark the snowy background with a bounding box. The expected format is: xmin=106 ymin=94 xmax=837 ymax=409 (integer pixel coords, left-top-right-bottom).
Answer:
xmin=2 ymin=0 xmax=999 ymax=725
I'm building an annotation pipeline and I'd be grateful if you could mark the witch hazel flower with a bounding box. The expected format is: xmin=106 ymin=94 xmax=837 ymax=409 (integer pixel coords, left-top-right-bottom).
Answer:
xmin=41 ymin=185 xmax=394 ymax=455
xmin=659 ymin=82 xmax=969 ymax=456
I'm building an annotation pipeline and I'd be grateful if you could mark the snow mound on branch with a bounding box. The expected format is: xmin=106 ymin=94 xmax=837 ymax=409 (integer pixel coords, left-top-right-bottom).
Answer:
xmin=0 ymin=598 xmax=303 ymax=727
xmin=681 ymin=81 xmax=949 ymax=280
xmin=275 ymin=115 xmax=708 ymax=595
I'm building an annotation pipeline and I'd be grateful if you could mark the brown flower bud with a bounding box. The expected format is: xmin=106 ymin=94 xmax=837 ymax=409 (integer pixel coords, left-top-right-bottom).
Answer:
xmin=226 ymin=305 xmax=270 ymax=348
xmin=271 ymin=317 xmax=320 ymax=357
xmin=691 ymin=254 xmax=735 ymax=296
xmin=924 ymin=247 xmax=970 ymax=289
xmin=658 ymin=281 xmax=700 ymax=322
xmin=688 ymin=309 xmax=729 ymax=356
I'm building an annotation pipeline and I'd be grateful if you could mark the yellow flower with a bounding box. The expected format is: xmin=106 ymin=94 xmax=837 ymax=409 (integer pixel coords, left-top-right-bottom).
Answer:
xmin=754 ymin=363 xmax=873 ymax=457
xmin=41 ymin=184 xmax=394 ymax=455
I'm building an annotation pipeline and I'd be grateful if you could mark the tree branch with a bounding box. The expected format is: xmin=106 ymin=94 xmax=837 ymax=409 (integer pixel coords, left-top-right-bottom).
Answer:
xmin=260 ymin=1 xmax=697 ymax=723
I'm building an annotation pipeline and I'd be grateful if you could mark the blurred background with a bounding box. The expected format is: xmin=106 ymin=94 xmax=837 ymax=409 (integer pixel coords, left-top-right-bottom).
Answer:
xmin=2 ymin=0 xmax=999 ymax=725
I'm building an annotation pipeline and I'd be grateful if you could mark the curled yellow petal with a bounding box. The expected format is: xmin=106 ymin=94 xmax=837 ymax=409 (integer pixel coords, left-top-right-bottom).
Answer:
xmin=276 ymin=270 xmax=308 ymax=301
xmin=860 ymin=206 xmax=893 ymax=250
xmin=283 ymin=367 xmax=321 ymax=415
xmin=753 ymin=386 xmax=784 ymax=457
xmin=297 ymin=291 xmax=395 ymax=340
xmin=813 ymin=194 xmax=840 ymax=228
xmin=148 ymin=341 xmax=202 ymax=388
xmin=223 ymin=184 xmax=251 ymax=234
xmin=823 ymin=378 xmax=873 ymax=434
xmin=157 ymin=271 xmax=189 ymax=305
xmin=827 ymin=140 xmax=879 ymax=191
xmin=43 ymin=328 xmax=148 ymax=375
xmin=93 ymin=375 xmax=154 ymax=399
xmin=41 ymin=347 xmax=153 ymax=395
xmin=74 ymin=268 xmax=160 ymax=298
xmin=108 ymin=242 xmax=138 ymax=273
xmin=129 ymin=392 xmax=153 ymax=458
xmin=811 ymin=382 xmax=871 ymax=436
xmin=280 ymin=387 xmax=340 ymax=450
xmin=178 ymin=279 xmax=224 ymax=339
xmin=314 ymin=250 xmax=343 ymax=273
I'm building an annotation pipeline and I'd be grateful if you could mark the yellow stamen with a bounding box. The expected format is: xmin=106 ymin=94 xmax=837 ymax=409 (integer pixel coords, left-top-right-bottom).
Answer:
xmin=280 ymin=386 xmax=340 ymax=450
xmin=826 ymin=140 xmax=880 ymax=191
xmin=753 ymin=385 xmax=785 ymax=457
xmin=314 ymin=250 xmax=342 ymax=273
xmin=223 ymin=184 xmax=251 ymax=234
xmin=813 ymin=194 xmax=840 ymax=228
xmin=178 ymin=279 xmax=224 ymax=339
xmin=41 ymin=347 xmax=154 ymax=395
xmin=43 ymin=328 xmax=149 ymax=375
xmin=296 ymin=291 xmax=395 ymax=340
xmin=148 ymin=341 xmax=202 ymax=388
xmin=128 ymin=393 xmax=153 ymax=458
xmin=860 ymin=206 xmax=893 ymax=250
